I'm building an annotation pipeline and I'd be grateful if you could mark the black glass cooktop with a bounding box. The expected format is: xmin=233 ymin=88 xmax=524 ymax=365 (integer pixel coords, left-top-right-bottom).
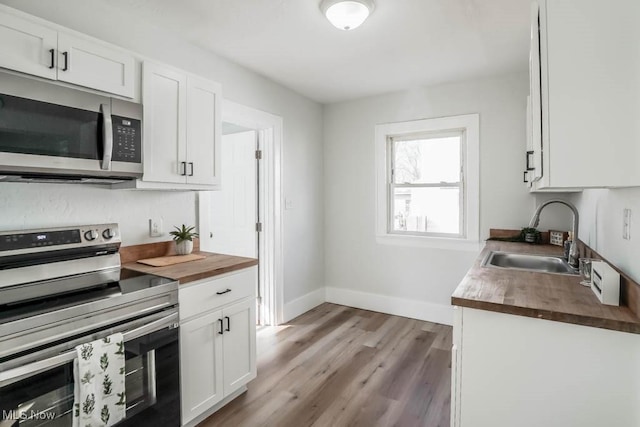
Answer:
xmin=0 ymin=269 xmax=176 ymax=324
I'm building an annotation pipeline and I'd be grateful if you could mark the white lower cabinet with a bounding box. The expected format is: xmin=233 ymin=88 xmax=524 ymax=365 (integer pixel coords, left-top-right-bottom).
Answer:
xmin=221 ymin=298 xmax=256 ymax=393
xmin=452 ymin=307 xmax=640 ymax=427
xmin=179 ymin=267 xmax=257 ymax=426
xmin=180 ymin=310 xmax=225 ymax=420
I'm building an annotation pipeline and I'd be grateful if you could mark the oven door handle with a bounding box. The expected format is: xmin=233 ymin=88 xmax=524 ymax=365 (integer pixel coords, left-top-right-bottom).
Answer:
xmin=122 ymin=311 xmax=179 ymax=341
xmin=0 ymin=351 xmax=76 ymax=388
xmin=0 ymin=311 xmax=178 ymax=388
xmin=101 ymin=102 xmax=113 ymax=170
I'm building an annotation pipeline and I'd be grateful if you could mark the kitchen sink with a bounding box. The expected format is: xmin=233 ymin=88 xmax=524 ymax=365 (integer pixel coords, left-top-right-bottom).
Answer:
xmin=482 ymin=251 xmax=579 ymax=275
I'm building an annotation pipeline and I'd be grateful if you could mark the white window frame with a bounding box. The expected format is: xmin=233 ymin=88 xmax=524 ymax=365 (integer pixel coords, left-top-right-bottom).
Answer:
xmin=375 ymin=114 xmax=480 ymax=251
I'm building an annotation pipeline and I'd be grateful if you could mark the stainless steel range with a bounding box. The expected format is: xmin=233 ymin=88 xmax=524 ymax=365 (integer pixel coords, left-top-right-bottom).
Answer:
xmin=0 ymin=224 xmax=180 ymax=427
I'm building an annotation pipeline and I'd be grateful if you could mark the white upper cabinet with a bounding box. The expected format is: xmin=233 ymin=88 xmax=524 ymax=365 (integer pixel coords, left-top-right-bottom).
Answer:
xmin=529 ymin=0 xmax=640 ymax=190
xmin=56 ymin=33 xmax=135 ymax=97
xmin=142 ymin=62 xmax=188 ymax=184
xmin=0 ymin=12 xmax=57 ymax=80
xmin=187 ymin=76 xmax=221 ymax=186
xmin=0 ymin=7 xmax=135 ymax=98
xmin=141 ymin=61 xmax=221 ymax=190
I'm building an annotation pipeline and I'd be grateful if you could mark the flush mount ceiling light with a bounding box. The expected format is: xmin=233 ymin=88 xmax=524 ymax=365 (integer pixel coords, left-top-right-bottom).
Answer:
xmin=320 ymin=0 xmax=375 ymax=31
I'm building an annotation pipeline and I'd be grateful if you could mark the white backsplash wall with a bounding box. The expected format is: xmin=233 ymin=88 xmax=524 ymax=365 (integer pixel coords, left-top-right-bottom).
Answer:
xmin=575 ymin=188 xmax=640 ymax=283
xmin=323 ymin=72 xmax=537 ymax=325
xmin=0 ymin=183 xmax=195 ymax=246
xmin=531 ymin=193 xmax=580 ymax=233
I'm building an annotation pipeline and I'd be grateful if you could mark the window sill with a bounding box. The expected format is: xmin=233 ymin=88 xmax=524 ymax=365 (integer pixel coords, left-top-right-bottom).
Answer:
xmin=376 ymin=234 xmax=483 ymax=252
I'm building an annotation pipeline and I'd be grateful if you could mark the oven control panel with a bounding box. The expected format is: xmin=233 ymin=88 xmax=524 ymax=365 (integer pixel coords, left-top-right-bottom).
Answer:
xmin=0 ymin=224 xmax=120 ymax=253
xmin=111 ymin=115 xmax=141 ymax=164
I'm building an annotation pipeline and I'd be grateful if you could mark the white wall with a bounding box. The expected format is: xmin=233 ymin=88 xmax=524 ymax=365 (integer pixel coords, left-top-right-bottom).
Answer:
xmin=0 ymin=0 xmax=324 ymax=304
xmin=0 ymin=185 xmax=195 ymax=246
xmin=323 ymin=73 xmax=545 ymax=324
xmin=575 ymin=189 xmax=640 ymax=283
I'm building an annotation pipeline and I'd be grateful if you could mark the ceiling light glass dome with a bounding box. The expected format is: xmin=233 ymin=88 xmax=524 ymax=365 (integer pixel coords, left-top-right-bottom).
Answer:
xmin=320 ymin=0 xmax=375 ymax=31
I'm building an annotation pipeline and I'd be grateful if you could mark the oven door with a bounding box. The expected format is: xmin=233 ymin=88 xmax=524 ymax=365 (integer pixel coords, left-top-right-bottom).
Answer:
xmin=0 ymin=313 xmax=180 ymax=427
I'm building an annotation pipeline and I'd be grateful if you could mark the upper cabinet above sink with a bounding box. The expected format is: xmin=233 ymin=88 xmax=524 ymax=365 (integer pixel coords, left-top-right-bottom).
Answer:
xmin=0 ymin=8 xmax=135 ymax=98
xmin=525 ymin=0 xmax=640 ymax=191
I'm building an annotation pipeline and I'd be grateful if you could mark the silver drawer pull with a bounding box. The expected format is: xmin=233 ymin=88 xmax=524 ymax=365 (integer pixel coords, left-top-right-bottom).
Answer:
xmin=216 ymin=289 xmax=231 ymax=295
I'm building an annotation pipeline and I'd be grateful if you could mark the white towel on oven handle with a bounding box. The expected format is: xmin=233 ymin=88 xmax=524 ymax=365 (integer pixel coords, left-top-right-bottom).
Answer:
xmin=72 ymin=332 xmax=126 ymax=427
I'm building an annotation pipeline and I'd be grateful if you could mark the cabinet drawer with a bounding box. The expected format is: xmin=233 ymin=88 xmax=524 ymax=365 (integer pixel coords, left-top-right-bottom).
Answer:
xmin=179 ymin=267 xmax=256 ymax=321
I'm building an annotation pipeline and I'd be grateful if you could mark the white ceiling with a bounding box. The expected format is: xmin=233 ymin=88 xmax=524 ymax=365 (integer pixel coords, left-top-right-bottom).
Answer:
xmin=103 ymin=0 xmax=531 ymax=104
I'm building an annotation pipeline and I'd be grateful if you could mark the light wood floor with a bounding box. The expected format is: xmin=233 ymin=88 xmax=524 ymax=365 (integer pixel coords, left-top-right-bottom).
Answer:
xmin=200 ymin=303 xmax=453 ymax=427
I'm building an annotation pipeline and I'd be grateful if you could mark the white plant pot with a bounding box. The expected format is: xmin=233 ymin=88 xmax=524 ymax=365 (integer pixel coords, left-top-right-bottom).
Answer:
xmin=175 ymin=240 xmax=193 ymax=255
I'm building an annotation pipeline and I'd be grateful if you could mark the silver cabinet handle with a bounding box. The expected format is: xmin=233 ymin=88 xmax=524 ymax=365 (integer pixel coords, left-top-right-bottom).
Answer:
xmin=100 ymin=103 xmax=113 ymax=170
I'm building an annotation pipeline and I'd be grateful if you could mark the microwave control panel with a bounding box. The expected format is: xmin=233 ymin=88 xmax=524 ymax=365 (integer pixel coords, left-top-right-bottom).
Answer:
xmin=111 ymin=115 xmax=142 ymax=163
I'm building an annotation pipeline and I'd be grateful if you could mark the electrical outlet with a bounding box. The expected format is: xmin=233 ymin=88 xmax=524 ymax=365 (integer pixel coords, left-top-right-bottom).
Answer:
xmin=285 ymin=198 xmax=293 ymax=210
xmin=623 ymin=209 xmax=631 ymax=240
xmin=149 ymin=218 xmax=163 ymax=237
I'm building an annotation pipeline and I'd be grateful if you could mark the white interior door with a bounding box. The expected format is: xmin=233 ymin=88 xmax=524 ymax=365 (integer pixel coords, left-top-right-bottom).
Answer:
xmin=207 ymin=130 xmax=257 ymax=258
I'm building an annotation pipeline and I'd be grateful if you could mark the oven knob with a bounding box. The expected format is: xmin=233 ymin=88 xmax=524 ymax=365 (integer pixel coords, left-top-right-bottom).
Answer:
xmin=84 ymin=230 xmax=98 ymax=241
xmin=102 ymin=228 xmax=115 ymax=240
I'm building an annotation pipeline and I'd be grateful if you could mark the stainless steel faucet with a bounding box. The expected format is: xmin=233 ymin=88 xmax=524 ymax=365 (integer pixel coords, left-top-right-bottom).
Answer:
xmin=529 ymin=199 xmax=580 ymax=268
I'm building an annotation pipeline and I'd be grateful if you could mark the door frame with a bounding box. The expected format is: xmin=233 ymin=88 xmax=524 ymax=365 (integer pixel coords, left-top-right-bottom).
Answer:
xmin=198 ymin=99 xmax=284 ymax=326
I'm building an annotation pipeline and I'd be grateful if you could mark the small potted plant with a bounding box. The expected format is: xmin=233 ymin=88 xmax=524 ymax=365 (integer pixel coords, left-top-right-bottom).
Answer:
xmin=170 ymin=224 xmax=199 ymax=255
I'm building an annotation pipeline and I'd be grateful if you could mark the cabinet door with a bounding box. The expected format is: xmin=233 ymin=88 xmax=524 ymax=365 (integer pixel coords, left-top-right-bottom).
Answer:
xmin=450 ymin=307 xmax=463 ymax=427
xmin=0 ymin=11 xmax=57 ymax=80
xmin=544 ymin=0 xmax=640 ymax=188
xmin=527 ymin=2 xmax=542 ymax=183
xmin=186 ymin=76 xmax=221 ymax=186
xmin=180 ymin=310 xmax=224 ymax=425
xmin=142 ymin=61 xmax=187 ymax=184
xmin=222 ymin=298 xmax=256 ymax=394
xmin=57 ymin=32 xmax=135 ymax=98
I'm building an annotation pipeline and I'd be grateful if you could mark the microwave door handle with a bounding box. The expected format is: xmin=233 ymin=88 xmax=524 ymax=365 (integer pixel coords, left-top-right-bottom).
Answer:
xmin=101 ymin=103 xmax=113 ymax=170
xmin=0 ymin=350 xmax=76 ymax=388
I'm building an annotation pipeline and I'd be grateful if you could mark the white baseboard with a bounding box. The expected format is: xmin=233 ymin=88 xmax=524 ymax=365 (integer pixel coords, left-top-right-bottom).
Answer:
xmin=283 ymin=287 xmax=326 ymax=322
xmin=325 ymin=287 xmax=454 ymax=326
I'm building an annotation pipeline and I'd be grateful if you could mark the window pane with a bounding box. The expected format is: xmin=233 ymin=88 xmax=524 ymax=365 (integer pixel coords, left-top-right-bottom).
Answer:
xmin=393 ymin=136 xmax=460 ymax=184
xmin=392 ymin=187 xmax=460 ymax=234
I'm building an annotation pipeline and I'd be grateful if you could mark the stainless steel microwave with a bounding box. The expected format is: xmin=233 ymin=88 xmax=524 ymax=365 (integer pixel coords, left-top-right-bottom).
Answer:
xmin=0 ymin=72 xmax=142 ymax=184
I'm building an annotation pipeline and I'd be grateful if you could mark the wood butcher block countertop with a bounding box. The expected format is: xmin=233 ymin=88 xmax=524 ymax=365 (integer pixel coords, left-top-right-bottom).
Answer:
xmin=123 ymin=251 xmax=258 ymax=285
xmin=452 ymin=241 xmax=640 ymax=334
